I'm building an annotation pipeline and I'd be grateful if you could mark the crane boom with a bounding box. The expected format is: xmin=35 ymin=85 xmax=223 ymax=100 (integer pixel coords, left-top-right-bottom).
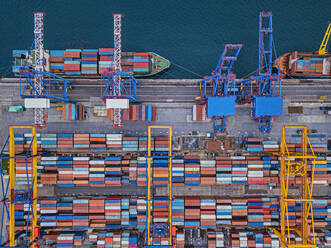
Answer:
xmin=318 ymin=22 xmax=331 ymax=55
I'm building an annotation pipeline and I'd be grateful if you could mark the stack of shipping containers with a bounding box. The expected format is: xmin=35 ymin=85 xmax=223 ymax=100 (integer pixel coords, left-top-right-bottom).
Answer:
xmin=81 ymin=49 xmax=98 ymax=75
xmin=9 ymin=131 xmax=331 ymax=247
xmin=64 ymin=49 xmax=81 ymax=76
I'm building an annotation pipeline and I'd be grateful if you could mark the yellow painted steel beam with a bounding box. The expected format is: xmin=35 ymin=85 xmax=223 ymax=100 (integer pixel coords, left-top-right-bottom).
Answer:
xmin=8 ymin=126 xmax=38 ymax=247
xmin=31 ymin=127 xmax=38 ymax=247
xmin=318 ymin=22 xmax=331 ymax=55
xmin=276 ymin=125 xmax=323 ymax=247
xmin=9 ymin=127 xmax=15 ymax=247
xmin=146 ymin=126 xmax=173 ymax=246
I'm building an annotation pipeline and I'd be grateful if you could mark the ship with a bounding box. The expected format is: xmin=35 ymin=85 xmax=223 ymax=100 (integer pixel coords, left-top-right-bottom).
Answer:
xmin=276 ymin=22 xmax=331 ymax=78
xmin=277 ymin=51 xmax=331 ymax=78
xmin=12 ymin=48 xmax=170 ymax=78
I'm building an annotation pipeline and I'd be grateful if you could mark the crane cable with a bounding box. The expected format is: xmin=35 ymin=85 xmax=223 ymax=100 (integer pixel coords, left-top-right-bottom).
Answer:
xmin=171 ymin=62 xmax=203 ymax=78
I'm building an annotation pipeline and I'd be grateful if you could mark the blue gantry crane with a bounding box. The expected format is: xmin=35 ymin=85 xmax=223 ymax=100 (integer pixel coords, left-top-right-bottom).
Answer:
xmin=237 ymin=11 xmax=282 ymax=133
xmin=100 ymin=14 xmax=141 ymax=129
xmin=19 ymin=12 xmax=75 ymax=128
xmin=100 ymin=70 xmax=140 ymax=104
xmin=199 ymin=44 xmax=242 ymax=133
xmin=20 ymin=68 xmax=75 ymax=103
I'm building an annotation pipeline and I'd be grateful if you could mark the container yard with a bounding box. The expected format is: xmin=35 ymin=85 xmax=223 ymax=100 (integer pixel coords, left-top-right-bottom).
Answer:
xmin=0 ymin=8 xmax=331 ymax=248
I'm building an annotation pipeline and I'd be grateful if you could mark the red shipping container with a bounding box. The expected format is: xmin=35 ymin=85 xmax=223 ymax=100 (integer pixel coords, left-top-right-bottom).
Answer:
xmin=133 ymin=62 xmax=149 ymax=68
xmin=64 ymin=64 xmax=80 ymax=71
xmin=133 ymin=52 xmax=149 ymax=56
xmin=99 ymin=68 xmax=115 ymax=74
xmin=64 ymin=51 xmax=81 ymax=58
xmin=99 ymin=48 xmax=114 ymax=52
xmin=131 ymin=105 xmax=138 ymax=120
xmin=141 ymin=105 xmax=145 ymax=121
xmin=100 ymin=56 xmax=113 ymax=61
xmin=152 ymin=106 xmax=156 ymax=121
xmin=121 ymin=109 xmax=129 ymax=121
xmin=49 ymin=57 xmax=64 ymax=63
xmin=82 ymin=57 xmax=98 ymax=61
xmin=107 ymin=108 xmax=114 ymax=120
xmin=81 ymin=51 xmax=98 ymax=55
xmin=68 ymin=104 xmax=72 ymax=121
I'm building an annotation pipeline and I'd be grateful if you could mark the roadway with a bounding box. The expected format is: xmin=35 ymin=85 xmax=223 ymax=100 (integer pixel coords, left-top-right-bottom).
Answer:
xmin=0 ymin=78 xmax=330 ymax=146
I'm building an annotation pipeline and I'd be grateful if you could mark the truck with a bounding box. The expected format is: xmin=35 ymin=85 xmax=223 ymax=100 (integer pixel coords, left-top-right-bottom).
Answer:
xmin=8 ymin=105 xmax=25 ymax=113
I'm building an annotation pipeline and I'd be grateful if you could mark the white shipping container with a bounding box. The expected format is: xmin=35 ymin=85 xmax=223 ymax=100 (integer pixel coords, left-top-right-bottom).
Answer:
xmin=16 ymin=174 xmax=32 ymax=178
xmin=173 ymin=159 xmax=184 ymax=163
xmin=58 ymin=171 xmax=73 ymax=175
xmin=73 ymin=157 xmax=90 ymax=161
xmin=41 ymin=210 xmax=57 ymax=214
xmin=248 ymin=164 xmax=263 ymax=168
xmin=217 ymin=215 xmax=232 ymax=219
xmin=41 ymin=156 xmax=58 ymax=161
xmin=248 ymin=171 xmax=263 ymax=177
xmin=106 ymin=141 xmax=122 ymax=145
xmin=263 ymin=144 xmax=279 ymax=148
xmin=231 ymin=156 xmax=245 ymax=160
xmin=89 ymin=160 xmax=105 ymax=165
xmin=185 ymin=168 xmax=200 ymax=172
xmin=200 ymin=160 xmax=216 ymax=165
xmin=153 ymin=218 xmax=168 ymax=222
xmin=24 ymin=98 xmax=50 ymax=109
xmin=24 ymin=133 xmax=41 ymax=137
xmin=232 ymin=176 xmax=247 ymax=180
xmin=105 ymin=206 xmax=121 ymax=210
xmin=232 ymin=168 xmax=248 ymax=171
xmin=106 ymin=134 xmax=123 ymax=139
xmin=73 ymin=171 xmax=89 ymax=175
xmin=192 ymin=104 xmax=197 ymax=121
xmin=200 ymin=214 xmax=216 ymax=219
xmin=40 ymin=222 xmax=57 ymax=227
xmin=106 ymin=99 xmax=129 ymax=109
xmin=217 ymin=206 xmax=232 ymax=210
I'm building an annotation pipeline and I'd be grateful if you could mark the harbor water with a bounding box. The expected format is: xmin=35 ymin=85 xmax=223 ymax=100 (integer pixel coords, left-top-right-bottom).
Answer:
xmin=0 ymin=0 xmax=330 ymax=78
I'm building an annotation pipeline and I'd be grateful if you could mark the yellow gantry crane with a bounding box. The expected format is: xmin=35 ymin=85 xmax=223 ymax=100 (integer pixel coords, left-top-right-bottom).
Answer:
xmin=146 ymin=126 xmax=173 ymax=247
xmin=318 ymin=22 xmax=331 ymax=55
xmin=271 ymin=126 xmax=326 ymax=247
xmin=8 ymin=126 xmax=39 ymax=247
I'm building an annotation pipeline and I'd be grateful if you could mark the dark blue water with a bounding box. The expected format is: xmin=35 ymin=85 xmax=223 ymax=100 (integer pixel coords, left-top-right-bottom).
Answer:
xmin=0 ymin=0 xmax=330 ymax=78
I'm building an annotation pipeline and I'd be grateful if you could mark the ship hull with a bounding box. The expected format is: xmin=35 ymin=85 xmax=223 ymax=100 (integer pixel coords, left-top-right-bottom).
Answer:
xmin=276 ymin=51 xmax=331 ymax=78
xmin=12 ymin=49 xmax=170 ymax=78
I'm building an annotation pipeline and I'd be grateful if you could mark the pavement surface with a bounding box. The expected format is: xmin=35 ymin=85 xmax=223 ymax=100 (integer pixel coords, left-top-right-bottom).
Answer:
xmin=0 ymin=78 xmax=330 ymax=147
xmin=0 ymin=77 xmax=330 ymax=246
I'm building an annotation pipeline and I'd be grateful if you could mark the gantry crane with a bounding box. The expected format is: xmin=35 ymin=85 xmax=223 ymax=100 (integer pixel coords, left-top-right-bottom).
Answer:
xmin=199 ymin=44 xmax=242 ymax=133
xmin=145 ymin=126 xmax=173 ymax=248
xmin=270 ymin=126 xmax=326 ymax=247
xmin=113 ymin=14 xmax=123 ymax=128
xmin=33 ymin=12 xmax=46 ymax=127
xmin=100 ymin=14 xmax=140 ymax=128
xmin=19 ymin=12 xmax=75 ymax=128
xmin=318 ymin=22 xmax=331 ymax=55
xmin=237 ymin=11 xmax=282 ymax=133
xmin=0 ymin=126 xmax=39 ymax=248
